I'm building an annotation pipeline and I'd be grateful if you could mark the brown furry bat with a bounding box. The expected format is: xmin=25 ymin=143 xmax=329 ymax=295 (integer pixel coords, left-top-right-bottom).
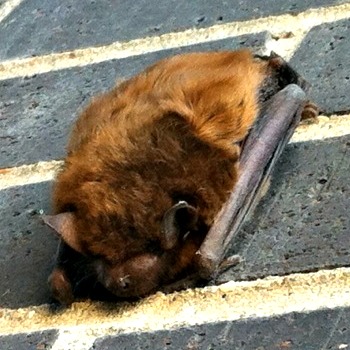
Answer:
xmin=44 ymin=50 xmax=309 ymax=305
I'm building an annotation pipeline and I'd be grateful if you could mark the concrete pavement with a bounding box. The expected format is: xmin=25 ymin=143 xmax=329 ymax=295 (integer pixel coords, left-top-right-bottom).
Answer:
xmin=1 ymin=1 xmax=350 ymax=349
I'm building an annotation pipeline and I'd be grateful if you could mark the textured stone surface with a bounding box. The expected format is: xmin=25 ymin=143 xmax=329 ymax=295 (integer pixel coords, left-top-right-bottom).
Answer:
xmin=222 ymin=134 xmax=350 ymax=282
xmin=290 ymin=18 xmax=350 ymax=114
xmin=92 ymin=307 xmax=350 ymax=350
xmin=0 ymin=181 xmax=58 ymax=308
xmin=0 ymin=0 xmax=348 ymax=60
xmin=0 ymin=33 xmax=267 ymax=168
xmin=0 ymin=330 xmax=58 ymax=350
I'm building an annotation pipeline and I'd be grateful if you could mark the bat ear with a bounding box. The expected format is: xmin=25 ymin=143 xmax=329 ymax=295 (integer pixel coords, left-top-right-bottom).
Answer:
xmin=42 ymin=213 xmax=83 ymax=254
xmin=161 ymin=201 xmax=198 ymax=250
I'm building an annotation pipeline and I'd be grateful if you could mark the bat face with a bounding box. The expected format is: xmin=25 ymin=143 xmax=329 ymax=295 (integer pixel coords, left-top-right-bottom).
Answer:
xmin=44 ymin=49 xmax=272 ymax=305
xmin=94 ymin=253 xmax=163 ymax=298
xmin=45 ymin=196 xmax=212 ymax=300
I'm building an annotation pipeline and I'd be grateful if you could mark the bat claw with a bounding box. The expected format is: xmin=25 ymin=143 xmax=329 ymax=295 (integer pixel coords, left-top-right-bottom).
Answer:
xmin=218 ymin=254 xmax=242 ymax=273
xmin=301 ymin=101 xmax=319 ymax=123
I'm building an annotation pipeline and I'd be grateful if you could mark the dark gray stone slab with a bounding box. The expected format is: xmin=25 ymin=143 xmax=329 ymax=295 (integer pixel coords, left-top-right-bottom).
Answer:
xmin=290 ymin=18 xmax=350 ymax=114
xmin=222 ymin=135 xmax=350 ymax=282
xmin=91 ymin=307 xmax=350 ymax=350
xmin=0 ymin=0 xmax=348 ymax=60
xmin=0 ymin=34 xmax=267 ymax=168
xmin=0 ymin=181 xmax=58 ymax=308
xmin=0 ymin=330 xmax=58 ymax=350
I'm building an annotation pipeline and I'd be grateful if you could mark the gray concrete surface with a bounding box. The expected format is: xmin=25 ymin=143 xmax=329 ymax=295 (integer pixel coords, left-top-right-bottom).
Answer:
xmin=91 ymin=307 xmax=350 ymax=350
xmin=0 ymin=34 xmax=267 ymax=167
xmin=0 ymin=0 xmax=348 ymax=60
xmin=290 ymin=18 xmax=350 ymax=113
xmin=0 ymin=330 xmax=58 ymax=350
xmin=0 ymin=182 xmax=57 ymax=308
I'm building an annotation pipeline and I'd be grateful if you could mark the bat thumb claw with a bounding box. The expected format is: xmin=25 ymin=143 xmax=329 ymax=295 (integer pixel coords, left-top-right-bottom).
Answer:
xmin=218 ymin=254 xmax=242 ymax=273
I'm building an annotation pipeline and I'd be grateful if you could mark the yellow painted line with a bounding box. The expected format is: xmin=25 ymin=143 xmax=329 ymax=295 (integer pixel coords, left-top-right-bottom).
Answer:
xmin=0 ymin=3 xmax=350 ymax=80
xmin=50 ymin=330 xmax=97 ymax=350
xmin=290 ymin=114 xmax=350 ymax=143
xmin=0 ymin=0 xmax=24 ymax=23
xmin=0 ymin=267 xmax=350 ymax=341
xmin=0 ymin=115 xmax=349 ymax=191
xmin=0 ymin=160 xmax=62 ymax=190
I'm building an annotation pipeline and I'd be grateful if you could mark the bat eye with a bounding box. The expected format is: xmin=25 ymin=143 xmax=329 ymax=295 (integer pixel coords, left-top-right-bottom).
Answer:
xmin=126 ymin=226 xmax=139 ymax=239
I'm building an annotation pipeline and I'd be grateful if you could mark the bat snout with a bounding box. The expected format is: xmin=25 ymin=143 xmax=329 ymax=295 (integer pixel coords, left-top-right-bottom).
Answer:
xmin=95 ymin=253 xmax=164 ymax=298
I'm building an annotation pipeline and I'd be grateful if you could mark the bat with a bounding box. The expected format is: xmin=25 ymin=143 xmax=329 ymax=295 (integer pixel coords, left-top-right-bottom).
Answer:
xmin=42 ymin=50 xmax=315 ymax=306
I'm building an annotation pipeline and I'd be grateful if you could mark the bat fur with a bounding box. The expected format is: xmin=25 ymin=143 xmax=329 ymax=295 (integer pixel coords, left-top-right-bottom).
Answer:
xmin=43 ymin=49 xmax=310 ymax=306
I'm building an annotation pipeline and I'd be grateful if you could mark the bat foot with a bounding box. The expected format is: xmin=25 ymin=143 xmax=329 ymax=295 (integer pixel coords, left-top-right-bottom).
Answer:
xmin=301 ymin=101 xmax=319 ymax=123
xmin=48 ymin=267 xmax=74 ymax=307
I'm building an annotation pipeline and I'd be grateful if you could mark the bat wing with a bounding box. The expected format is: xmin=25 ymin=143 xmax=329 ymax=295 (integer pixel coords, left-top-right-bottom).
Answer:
xmin=196 ymin=83 xmax=307 ymax=279
xmin=161 ymin=53 xmax=313 ymax=292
